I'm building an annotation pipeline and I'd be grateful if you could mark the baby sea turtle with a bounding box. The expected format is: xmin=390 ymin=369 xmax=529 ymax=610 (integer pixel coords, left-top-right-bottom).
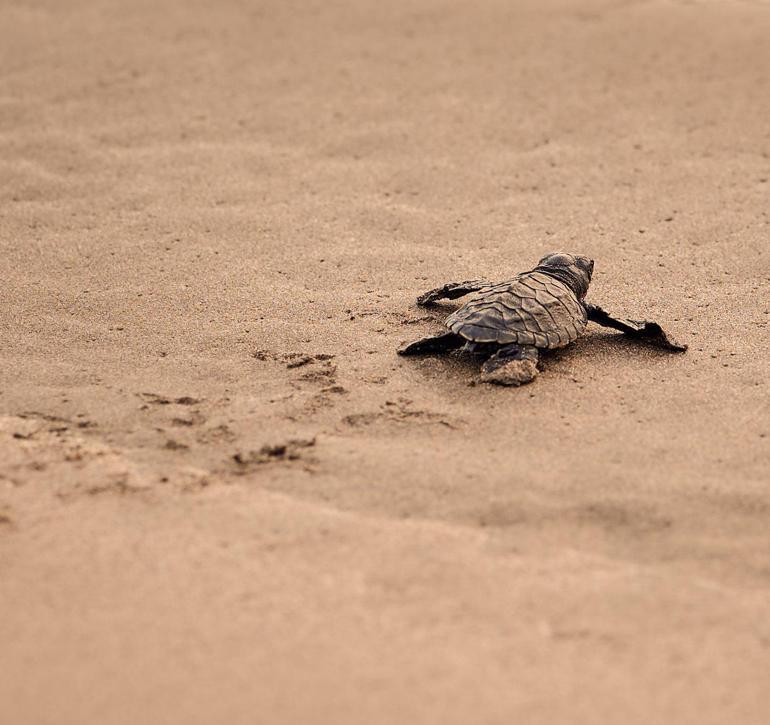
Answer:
xmin=398 ymin=252 xmax=686 ymax=386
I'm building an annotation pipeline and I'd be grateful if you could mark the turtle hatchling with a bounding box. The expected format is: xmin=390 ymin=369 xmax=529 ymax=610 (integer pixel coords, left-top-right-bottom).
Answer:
xmin=398 ymin=252 xmax=686 ymax=386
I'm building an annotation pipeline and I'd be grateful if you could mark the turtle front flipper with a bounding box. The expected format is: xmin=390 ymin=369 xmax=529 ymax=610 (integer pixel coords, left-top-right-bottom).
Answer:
xmin=398 ymin=332 xmax=465 ymax=356
xmin=416 ymin=280 xmax=489 ymax=306
xmin=585 ymin=302 xmax=687 ymax=352
xmin=480 ymin=344 xmax=539 ymax=386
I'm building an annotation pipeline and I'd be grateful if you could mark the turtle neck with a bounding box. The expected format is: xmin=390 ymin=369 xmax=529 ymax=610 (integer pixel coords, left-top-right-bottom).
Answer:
xmin=534 ymin=265 xmax=591 ymax=300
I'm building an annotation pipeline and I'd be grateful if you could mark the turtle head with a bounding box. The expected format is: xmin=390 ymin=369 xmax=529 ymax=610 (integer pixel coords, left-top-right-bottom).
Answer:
xmin=536 ymin=252 xmax=594 ymax=299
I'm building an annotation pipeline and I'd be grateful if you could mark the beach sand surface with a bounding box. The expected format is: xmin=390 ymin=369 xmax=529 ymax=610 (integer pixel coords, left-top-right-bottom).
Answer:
xmin=1 ymin=1 xmax=769 ymax=723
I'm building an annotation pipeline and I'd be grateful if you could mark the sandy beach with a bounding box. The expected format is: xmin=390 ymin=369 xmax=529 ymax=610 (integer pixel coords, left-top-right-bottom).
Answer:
xmin=1 ymin=0 xmax=769 ymax=722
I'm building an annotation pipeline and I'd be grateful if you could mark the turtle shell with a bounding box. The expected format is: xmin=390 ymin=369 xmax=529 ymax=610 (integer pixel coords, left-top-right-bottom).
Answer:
xmin=445 ymin=271 xmax=587 ymax=348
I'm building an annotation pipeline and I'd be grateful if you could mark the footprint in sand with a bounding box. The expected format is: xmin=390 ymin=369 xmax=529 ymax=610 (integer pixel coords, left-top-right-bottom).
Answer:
xmin=137 ymin=392 xmax=202 ymax=407
xmin=231 ymin=438 xmax=317 ymax=473
xmin=342 ymin=398 xmax=459 ymax=430
xmin=136 ymin=393 xmax=212 ymax=451
xmin=253 ymin=351 xmax=346 ymax=414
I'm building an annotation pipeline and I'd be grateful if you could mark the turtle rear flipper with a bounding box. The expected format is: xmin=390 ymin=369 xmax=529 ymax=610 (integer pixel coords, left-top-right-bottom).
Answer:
xmin=480 ymin=344 xmax=539 ymax=386
xmin=398 ymin=332 xmax=465 ymax=356
xmin=585 ymin=303 xmax=687 ymax=352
